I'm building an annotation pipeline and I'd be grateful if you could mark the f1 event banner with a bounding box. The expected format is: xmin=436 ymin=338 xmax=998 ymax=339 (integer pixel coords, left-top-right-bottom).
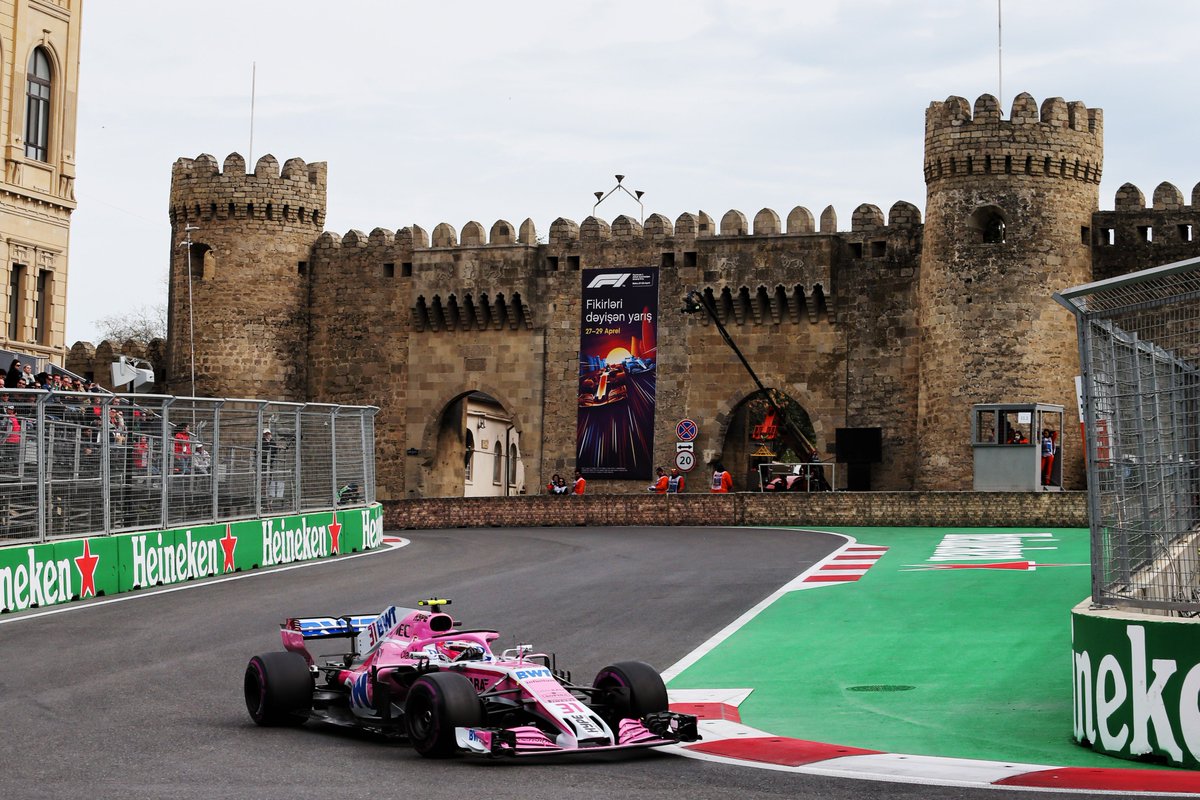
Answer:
xmin=577 ymin=266 xmax=658 ymax=480
xmin=0 ymin=504 xmax=384 ymax=613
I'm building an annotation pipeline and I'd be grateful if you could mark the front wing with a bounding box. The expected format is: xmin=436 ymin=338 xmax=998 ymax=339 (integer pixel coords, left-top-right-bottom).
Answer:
xmin=455 ymin=711 xmax=699 ymax=757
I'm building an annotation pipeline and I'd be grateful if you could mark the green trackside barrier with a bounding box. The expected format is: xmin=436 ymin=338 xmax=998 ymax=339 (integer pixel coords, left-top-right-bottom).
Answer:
xmin=0 ymin=503 xmax=384 ymax=613
xmin=1072 ymin=603 xmax=1200 ymax=769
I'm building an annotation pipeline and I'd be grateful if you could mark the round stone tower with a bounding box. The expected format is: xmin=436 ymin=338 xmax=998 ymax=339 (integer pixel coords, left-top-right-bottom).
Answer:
xmin=916 ymin=93 xmax=1102 ymax=490
xmin=167 ymin=153 xmax=327 ymax=400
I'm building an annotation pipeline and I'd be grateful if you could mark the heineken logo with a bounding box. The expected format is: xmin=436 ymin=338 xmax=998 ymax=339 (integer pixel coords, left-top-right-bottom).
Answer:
xmin=0 ymin=542 xmax=99 ymax=612
xmin=132 ymin=531 xmax=221 ymax=588
xmin=1074 ymin=623 xmax=1198 ymax=764
xmin=261 ymin=517 xmax=332 ymax=566
xmin=362 ymin=508 xmax=383 ymax=550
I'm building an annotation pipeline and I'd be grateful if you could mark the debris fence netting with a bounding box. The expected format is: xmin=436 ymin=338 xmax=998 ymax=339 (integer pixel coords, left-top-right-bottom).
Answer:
xmin=1057 ymin=258 xmax=1200 ymax=614
xmin=0 ymin=392 xmax=376 ymax=545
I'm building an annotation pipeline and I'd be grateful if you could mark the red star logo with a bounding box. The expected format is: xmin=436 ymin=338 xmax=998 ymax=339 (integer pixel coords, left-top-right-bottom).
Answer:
xmin=220 ymin=524 xmax=238 ymax=573
xmin=328 ymin=513 xmax=342 ymax=555
xmin=74 ymin=540 xmax=100 ymax=599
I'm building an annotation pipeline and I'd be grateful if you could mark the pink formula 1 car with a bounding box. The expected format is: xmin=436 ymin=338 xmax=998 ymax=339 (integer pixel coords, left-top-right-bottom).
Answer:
xmin=244 ymin=598 xmax=699 ymax=758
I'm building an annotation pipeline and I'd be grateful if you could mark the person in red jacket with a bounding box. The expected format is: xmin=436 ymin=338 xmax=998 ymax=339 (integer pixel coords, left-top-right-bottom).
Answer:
xmin=710 ymin=462 xmax=733 ymax=493
xmin=647 ymin=466 xmax=668 ymax=493
xmin=572 ymin=470 xmax=586 ymax=495
xmin=2 ymin=405 xmax=20 ymax=475
xmin=173 ymin=422 xmax=192 ymax=473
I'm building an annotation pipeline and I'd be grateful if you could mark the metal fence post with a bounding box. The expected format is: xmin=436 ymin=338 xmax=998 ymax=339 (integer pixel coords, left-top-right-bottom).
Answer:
xmin=35 ymin=393 xmax=47 ymax=543
xmin=293 ymin=406 xmax=302 ymax=514
xmin=160 ymin=397 xmax=175 ymax=531
xmin=254 ymin=407 xmax=264 ymax=518
xmin=330 ymin=406 xmax=340 ymax=507
xmin=211 ymin=400 xmax=224 ymax=523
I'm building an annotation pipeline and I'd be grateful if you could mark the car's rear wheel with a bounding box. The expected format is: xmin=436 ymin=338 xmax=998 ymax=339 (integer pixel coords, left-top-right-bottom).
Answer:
xmin=244 ymin=652 xmax=313 ymax=726
xmin=404 ymin=671 xmax=484 ymax=757
xmin=592 ymin=660 xmax=668 ymax=726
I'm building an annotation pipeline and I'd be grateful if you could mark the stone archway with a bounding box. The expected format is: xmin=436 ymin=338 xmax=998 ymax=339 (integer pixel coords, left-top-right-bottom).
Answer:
xmin=420 ymin=389 xmax=526 ymax=498
xmin=721 ymin=389 xmax=817 ymax=491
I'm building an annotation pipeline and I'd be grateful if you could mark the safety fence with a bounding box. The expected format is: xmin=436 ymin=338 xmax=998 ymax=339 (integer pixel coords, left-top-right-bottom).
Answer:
xmin=1056 ymin=256 xmax=1200 ymax=614
xmin=0 ymin=391 xmax=377 ymax=545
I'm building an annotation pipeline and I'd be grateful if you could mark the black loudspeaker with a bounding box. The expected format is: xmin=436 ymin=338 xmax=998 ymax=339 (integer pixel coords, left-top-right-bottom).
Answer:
xmin=847 ymin=462 xmax=872 ymax=491
xmin=836 ymin=427 xmax=882 ymax=464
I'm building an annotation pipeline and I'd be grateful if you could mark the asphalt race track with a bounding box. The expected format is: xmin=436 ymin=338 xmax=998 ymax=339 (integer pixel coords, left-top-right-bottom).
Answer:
xmin=0 ymin=526 xmax=1114 ymax=799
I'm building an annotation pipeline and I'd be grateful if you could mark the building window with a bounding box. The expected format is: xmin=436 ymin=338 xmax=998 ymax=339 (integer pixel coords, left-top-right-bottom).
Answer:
xmin=507 ymin=441 xmax=518 ymax=486
xmin=25 ymin=49 xmax=51 ymax=162
xmin=35 ymin=269 xmax=51 ymax=344
xmin=8 ymin=264 xmax=25 ymax=340
xmin=492 ymin=442 xmax=502 ymax=485
xmin=464 ymin=429 xmax=474 ymax=482
xmin=967 ymin=206 xmax=1008 ymax=244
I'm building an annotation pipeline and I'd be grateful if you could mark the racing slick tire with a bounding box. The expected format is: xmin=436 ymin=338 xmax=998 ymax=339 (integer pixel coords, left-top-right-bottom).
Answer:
xmin=592 ymin=660 xmax=668 ymax=727
xmin=244 ymin=652 xmax=313 ymax=727
xmin=405 ymin=671 xmax=484 ymax=758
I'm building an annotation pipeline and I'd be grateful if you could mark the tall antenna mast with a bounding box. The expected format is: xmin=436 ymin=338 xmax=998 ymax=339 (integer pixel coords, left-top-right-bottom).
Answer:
xmin=997 ymin=0 xmax=1003 ymax=103
xmin=249 ymin=62 xmax=257 ymax=164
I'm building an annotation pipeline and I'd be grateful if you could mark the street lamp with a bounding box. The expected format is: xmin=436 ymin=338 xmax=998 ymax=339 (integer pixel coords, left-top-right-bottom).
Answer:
xmin=592 ymin=174 xmax=645 ymax=225
xmin=681 ymin=288 xmax=817 ymax=459
xmin=178 ymin=224 xmax=199 ymax=400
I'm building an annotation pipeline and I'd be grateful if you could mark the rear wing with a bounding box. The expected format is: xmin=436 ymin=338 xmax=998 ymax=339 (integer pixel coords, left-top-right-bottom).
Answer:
xmin=284 ymin=606 xmax=412 ymax=643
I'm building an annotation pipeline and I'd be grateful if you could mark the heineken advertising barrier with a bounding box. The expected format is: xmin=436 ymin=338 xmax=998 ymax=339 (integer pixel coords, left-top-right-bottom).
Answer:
xmin=1072 ymin=601 xmax=1200 ymax=768
xmin=0 ymin=504 xmax=384 ymax=614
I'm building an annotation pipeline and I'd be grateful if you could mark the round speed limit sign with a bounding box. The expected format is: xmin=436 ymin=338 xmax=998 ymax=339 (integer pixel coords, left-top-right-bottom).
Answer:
xmin=675 ymin=449 xmax=696 ymax=472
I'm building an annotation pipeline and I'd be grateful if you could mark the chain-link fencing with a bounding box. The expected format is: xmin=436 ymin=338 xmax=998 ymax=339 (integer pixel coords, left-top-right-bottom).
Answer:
xmin=1056 ymin=256 xmax=1200 ymax=614
xmin=0 ymin=391 xmax=377 ymax=545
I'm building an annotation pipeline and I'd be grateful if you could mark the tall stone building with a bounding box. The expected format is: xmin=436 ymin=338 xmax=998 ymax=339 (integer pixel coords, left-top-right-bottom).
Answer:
xmin=0 ymin=0 xmax=80 ymax=368
xmin=164 ymin=92 xmax=1185 ymax=498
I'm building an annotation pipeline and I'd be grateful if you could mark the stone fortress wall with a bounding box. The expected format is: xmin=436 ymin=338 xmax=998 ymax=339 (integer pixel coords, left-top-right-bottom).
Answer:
xmin=63 ymin=92 xmax=1200 ymax=500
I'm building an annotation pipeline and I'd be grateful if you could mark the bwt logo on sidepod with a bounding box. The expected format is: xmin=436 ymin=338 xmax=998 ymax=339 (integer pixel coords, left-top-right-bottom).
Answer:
xmin=587 ymin=273 xmax=630 ymax=289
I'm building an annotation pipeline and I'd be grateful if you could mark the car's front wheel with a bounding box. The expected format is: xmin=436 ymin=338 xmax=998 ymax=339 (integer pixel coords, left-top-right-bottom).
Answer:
xmin=404 ymin=672 xmax=484 ymax=757
xmin=592 ymin=660 xmax=668 ymax=727
xmin=244 ymin=651 xmax=313 ymax=726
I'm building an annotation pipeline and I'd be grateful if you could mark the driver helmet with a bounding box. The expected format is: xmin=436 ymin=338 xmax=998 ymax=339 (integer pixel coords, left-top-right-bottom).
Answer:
xmin=435 ymin=640 xmax=485 ymax=662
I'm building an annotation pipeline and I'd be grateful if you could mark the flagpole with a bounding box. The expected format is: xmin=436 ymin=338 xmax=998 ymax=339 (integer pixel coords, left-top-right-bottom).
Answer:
xmin=249 ymin=62 xmax=256 ymax=164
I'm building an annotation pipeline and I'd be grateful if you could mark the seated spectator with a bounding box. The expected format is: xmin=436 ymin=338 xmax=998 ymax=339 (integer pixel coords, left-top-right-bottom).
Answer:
xmin=4 ymin=358 xmax=20 ymax=388
xmin=192 ymin=443 xmax=211 ymax=474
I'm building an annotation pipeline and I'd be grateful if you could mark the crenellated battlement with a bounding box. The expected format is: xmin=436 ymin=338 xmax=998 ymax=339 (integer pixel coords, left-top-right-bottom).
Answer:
xmin=1092 ymin=179 xmax=1200 ymax=259
xmin=305 ymin=201 xmax=922 ymax=257
xmin=923 ymin=93 xmax=1103 ymax=187
xmin=169 ymin=152 xmax=328 ymax=228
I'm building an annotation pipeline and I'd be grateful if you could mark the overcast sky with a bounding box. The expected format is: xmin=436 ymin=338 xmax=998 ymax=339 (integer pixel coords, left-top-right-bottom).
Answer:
xmin=66 ymin=0 xmax=1200 ymax=344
